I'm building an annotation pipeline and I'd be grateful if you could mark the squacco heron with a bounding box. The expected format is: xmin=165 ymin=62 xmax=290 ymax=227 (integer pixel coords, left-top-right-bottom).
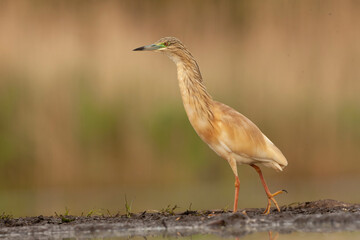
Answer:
xmin=133 ymin=37 xmax=288 ymax=214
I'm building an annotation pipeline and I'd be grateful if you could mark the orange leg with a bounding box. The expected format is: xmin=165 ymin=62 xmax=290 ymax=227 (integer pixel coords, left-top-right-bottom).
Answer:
xmin=250 ymin=164 xmax=286 ymax=214
xmin=268 ymin=231 xmax=279 ymax=240
xmin=233 ymin=176 xmax=240 ymax=212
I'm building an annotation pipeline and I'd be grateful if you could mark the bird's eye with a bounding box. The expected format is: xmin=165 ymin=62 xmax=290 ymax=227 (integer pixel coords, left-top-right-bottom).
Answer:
xmin=163 ymin=42 xmax=169 ymax=46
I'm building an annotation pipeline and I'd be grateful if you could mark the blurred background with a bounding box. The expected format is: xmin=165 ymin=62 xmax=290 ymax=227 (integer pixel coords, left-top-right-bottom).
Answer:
xmin=0 ymin=0 xmax=359 ymax=217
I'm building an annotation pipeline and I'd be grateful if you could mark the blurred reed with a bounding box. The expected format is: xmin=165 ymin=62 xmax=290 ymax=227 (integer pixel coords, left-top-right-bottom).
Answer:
xmin=0 ymin=0 xmax=359 ymax=215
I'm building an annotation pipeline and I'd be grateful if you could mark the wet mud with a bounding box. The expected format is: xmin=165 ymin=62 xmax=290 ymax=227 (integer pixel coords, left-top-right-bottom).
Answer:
xmin=1 ymin=199 xmax=359 ymax=239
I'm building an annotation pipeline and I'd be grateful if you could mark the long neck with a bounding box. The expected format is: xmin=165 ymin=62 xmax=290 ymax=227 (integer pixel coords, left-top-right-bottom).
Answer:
xmin=169 ymin=50 xmax=214 ymax=122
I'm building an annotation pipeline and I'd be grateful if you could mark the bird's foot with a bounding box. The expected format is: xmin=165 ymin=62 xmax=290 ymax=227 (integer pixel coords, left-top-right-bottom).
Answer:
xmin=263 ymin=189 xmax=287 ymax=215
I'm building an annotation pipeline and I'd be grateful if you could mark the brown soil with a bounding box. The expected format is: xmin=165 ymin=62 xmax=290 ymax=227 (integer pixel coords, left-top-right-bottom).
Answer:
xmin=1 ymin=199 xmax=359 ymax=239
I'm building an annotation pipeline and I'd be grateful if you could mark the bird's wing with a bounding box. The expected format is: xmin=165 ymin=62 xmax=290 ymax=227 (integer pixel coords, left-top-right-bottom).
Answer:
xmin=212 ymin=101 xmax=287 ymax=170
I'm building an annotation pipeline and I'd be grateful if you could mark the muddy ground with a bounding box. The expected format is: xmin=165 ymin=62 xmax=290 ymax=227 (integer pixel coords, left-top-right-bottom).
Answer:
xmin=1 ymin=199 xmax=359 ymax=239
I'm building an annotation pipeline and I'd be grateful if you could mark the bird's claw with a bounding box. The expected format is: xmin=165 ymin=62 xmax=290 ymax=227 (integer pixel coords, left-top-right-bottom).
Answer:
xmin=263 ymin=190 xmax=286 ymax=215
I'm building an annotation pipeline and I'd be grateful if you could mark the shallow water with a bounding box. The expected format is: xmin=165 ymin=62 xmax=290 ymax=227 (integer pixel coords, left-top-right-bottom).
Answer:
xmin=95 ymin=232 xmax=360 ymax=240
xmin=52 ymin=231 xmax=360 ymax=239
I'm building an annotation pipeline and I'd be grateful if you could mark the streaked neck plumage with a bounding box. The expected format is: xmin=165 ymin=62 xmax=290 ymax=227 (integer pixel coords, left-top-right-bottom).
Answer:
xmin=164 ymin=47 xmax=214 ymax=123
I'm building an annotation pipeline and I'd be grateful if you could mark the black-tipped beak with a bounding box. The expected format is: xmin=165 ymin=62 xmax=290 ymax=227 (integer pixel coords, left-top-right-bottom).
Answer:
xmin=133 ymin=44 xmax=162 ymax=51
xmin=133 ymin=46 xmax=145 ymax=51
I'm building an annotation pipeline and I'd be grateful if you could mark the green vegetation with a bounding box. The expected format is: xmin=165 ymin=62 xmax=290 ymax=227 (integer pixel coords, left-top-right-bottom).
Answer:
xmin=160 ymin=204 xmax=179 ymax=215
xmin=124 ymin=196 xmax=133 ymax=218
xmin=187 ymin=203 xmax=193 ymax=212
xmin=221 ymin=205 xmax=229 ymax=212
xmin=0 ymin=212 xmax=13 ymax=220
xmin=85 ymin=209 xmax=101 ymax=217
xmin=55 ymin=207 xmax=75 ymax=223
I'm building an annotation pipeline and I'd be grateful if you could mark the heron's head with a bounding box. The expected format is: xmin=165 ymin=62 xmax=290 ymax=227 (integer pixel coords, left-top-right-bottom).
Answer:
xmin=133 ymin=37 xmax=189 ymax=64
xmin=133 ymin=37 xmax=184 ymax=52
